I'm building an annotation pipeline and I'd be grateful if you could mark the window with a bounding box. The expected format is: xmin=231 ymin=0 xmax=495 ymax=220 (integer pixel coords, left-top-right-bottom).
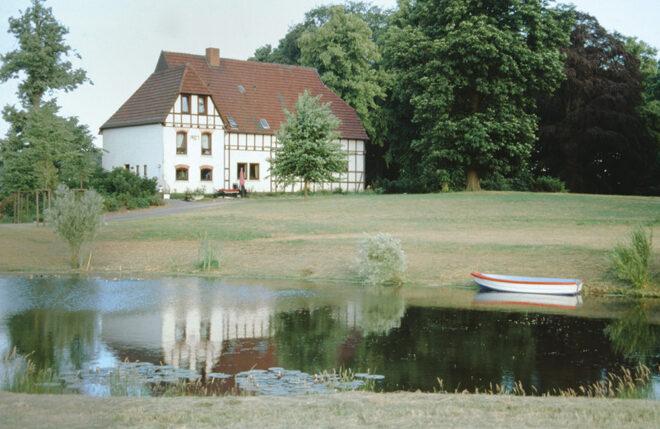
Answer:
xmin=181 ymin=94 xmax=190 ymax=113
xmin=259 ymin=118 xmax=270 ymax=129
xmin=135 ymin=165 xmax=140 ymax=176
xmin=200 ymin=167 xmax=213 ymax=181
xmin=198 ymin=96 xmax=207 ymax=115
xmin=249 ymin=163 xmax=260 ymax=180
xmin=201 ymin=133 xmax=212 ymax=155
xmin=176 ymin=131 xmax=187 ymax=154
xmin=143 ymin=165 xmax=147 ymax=178
xmin=124 ymin=164 xmax=130 ymax=170
xmin=175 ymin=166 xmax=189 ymax=181
xmin=237 ymin=162 xmax=247 ymax=179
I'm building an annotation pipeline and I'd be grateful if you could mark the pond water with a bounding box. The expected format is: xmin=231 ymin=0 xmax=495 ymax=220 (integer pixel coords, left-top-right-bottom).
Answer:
xmin=0 ymin=275 xmax=658 ymax=398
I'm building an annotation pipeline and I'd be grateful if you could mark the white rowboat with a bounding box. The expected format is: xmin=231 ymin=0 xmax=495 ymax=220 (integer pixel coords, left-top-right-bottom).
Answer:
xmin=471 ymin=272 xmax=583 ymax=296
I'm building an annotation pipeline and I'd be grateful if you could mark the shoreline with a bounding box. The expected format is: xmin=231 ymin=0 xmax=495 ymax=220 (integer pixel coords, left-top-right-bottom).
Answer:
xmin=1 ymin=391 xmax=658 ymax=428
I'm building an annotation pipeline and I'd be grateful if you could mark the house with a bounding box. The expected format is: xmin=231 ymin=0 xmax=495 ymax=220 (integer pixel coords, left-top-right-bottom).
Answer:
xmin=100 ymin=48 xmax=368 ymax=194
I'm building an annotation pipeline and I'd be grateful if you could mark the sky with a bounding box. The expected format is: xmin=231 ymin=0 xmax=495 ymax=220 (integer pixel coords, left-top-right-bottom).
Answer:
xmin=0 ymin=0 xmax=658 ymax=143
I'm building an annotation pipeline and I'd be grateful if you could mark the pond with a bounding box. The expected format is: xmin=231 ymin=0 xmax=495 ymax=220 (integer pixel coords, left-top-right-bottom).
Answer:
xmin=0 ymin=275 xmax=658 ymax=398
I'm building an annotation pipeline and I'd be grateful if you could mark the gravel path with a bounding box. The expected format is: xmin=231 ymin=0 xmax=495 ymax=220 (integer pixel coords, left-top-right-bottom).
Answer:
xmin=103 ymin=198 xmax=236 ymax=222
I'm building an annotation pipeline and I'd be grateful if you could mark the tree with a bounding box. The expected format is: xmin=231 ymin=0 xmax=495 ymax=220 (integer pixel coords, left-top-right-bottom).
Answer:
xmin=299 ymin=6 xmax=386 ymax=140
xmin=270 ymin=91 xmax=346 ymax=197
xmin=250 ymin=2 xmax=391 ymax=65
xmin=45 ymin=184 xmax=103 ymax=268
xmin=383 ymin=0 xmax=570 ymax=191
xmin=0 ymin=0 xmax=97 ymax=197
xmin=0 ymin=103 xmax=98 ymax=196
xmin=0 ymin=0 xmax=88 ymax=109
xmin=535 ymin=13 xmax=657 ymax=194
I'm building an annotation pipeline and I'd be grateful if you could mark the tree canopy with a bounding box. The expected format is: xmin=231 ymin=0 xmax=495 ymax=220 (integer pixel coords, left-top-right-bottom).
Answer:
xmin=383 ymin=0 xmax=570 ymax=191
xmin=0 ymin=0 xmax=88 ymax=108
xmin=270 ymin=91 xmax=346 ymax=196
xmin=299 ymin=6 xmax=386 ymax=140
xmin=535 ymin=13 xmax=657 ymax=194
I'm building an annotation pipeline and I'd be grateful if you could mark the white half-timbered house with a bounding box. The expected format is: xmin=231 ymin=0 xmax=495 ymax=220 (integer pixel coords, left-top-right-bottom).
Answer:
xmin=100 ymin=48 xmax=367 ymax=194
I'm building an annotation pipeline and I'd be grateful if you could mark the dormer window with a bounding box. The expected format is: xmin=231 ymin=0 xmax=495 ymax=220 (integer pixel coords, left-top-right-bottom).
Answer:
xmin=198 ymin=96 xmax=207 ymax=115
xmin=181 ymin=95 xmax=190 ymax=113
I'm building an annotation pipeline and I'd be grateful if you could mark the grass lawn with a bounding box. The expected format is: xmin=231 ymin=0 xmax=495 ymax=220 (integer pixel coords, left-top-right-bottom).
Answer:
xmin=1 ymin=391 xmax=658 ymax=428
xmin=0 ymin=192 xmax=658 ymax=294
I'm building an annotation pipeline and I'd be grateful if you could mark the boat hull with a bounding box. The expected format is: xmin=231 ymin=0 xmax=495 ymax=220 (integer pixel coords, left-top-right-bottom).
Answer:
xmin=471 ymin=272 xmax=583 ymax=296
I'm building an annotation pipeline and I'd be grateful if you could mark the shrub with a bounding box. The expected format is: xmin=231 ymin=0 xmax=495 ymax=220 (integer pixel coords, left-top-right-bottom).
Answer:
xmin=611 ymin=227 xmax=653 ymax=289
xmin=197 ymin=233 xmax=220 ymax=271
xmin=46 ymin=185 xmax=104 ymax=268
xmin=531 ymin=176 xmax=567 ymax=193
xmin=356 ymin=233 xmax=407 ymax=286
xmin=103 ymin=195 xmax=121 ymax=212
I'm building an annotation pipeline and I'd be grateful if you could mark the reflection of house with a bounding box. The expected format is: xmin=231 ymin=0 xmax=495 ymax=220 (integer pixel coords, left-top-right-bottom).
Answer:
xmin=103 ymin=299 xmax=370 ymax=372
xmin=160 ymin=305 xmax=273 ymax=374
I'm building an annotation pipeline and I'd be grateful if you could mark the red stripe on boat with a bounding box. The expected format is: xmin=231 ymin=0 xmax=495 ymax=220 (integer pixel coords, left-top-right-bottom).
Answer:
xmin=471 ymin=272 xmax=577 ymax=286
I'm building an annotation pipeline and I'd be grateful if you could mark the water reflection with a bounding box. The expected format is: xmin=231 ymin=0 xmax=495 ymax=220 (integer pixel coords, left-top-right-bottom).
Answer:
xmin=605 ymin=302 xmax=659 ymax=365
xmin=0 ymin=276 xmax=658 ymax=397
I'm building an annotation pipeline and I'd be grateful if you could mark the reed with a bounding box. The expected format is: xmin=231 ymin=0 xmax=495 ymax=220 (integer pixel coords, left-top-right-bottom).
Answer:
xmin=196 ymin=232 xmax=220 ymax=271
xmin=436 ymin=364 xmax=655 ymax=399
xmin=611 ymin=227 xmax=653 ymax=289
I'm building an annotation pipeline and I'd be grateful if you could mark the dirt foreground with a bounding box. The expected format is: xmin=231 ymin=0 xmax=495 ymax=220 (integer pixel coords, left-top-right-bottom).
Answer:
xmin=0 ymin=391 xmax=658 ymax=429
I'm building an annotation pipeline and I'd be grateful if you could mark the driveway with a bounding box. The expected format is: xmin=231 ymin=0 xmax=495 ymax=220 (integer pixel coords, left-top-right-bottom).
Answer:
xmin=103 ymin=198 xmax=234 ymax=222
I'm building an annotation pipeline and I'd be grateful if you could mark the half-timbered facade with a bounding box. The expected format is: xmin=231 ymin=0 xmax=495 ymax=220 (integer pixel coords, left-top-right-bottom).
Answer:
xmin=100 ymin=48 xmax=367 ymax=194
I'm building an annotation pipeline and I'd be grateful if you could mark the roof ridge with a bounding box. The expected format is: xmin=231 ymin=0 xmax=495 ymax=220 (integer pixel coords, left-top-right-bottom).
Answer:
xmin=161 ymin=50 xmax=318 ymax=72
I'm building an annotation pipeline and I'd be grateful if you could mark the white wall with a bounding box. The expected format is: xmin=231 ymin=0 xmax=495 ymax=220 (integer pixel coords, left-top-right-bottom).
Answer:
xmin=224 ymin=134 xmax=365 ymax=192
xmin=101 ymin=124 xmax=164 ymax=183
xmin=163 ymin=127 xmax=225 ymax=194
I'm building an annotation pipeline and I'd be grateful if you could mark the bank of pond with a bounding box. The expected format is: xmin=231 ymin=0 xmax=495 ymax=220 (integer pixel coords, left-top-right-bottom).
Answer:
xmin=0 ymin=275 xmax=658 ymax=399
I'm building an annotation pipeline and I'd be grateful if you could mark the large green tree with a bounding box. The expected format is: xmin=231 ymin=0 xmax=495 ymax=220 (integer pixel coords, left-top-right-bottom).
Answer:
xmin=270 ymin=91 xmax=346 ymax=196
xmin=0 ymin=0 xmax=88 ymax=109
xmin=535 ymin=13 xmax=657 ymax=194
xmin=383 ymin=0 xmax=570 ymax=191
xmin=250 ymin=2 xmax=390 ymax=65
xmin=0 ymin=0 xmax=97 ymax=197
xmin=299 ymin=6 xmax=386 ymax=140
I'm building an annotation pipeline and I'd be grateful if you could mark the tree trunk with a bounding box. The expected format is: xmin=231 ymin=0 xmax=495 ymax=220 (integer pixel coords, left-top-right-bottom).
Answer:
xmin=303 ymin=180 xmax=309 ymax=198
xmin=466 ymin=168 xmax=481 ymax=192
xmin=71 ymin=244 xmax=81 ymax=269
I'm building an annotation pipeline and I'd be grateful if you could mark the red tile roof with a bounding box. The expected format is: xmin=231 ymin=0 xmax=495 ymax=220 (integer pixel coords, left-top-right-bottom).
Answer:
xmin=101 ymin=51 xmax=368 ymax=140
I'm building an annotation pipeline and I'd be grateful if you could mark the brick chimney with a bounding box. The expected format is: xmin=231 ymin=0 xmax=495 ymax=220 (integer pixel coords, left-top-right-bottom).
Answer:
xmin=205 ymin=47 xmax=220 ymax=66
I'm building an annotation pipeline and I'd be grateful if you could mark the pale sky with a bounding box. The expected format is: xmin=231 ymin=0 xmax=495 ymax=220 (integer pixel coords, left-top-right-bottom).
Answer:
xmin=0 ymin=0 xmax=658 ymax=142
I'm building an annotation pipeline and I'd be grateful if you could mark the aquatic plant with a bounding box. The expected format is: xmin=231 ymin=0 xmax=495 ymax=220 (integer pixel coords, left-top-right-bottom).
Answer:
xmin=1 ymin=348 xmax=63 ymax=394
xmin=611 ymin=227 xmax=653 ymax=289
xmin=356 ymin=233 xmax=407 ymax=287
xmin=436 ymin=364 xmax=655 ymax=399
xmin=197 ymin=232 xmax=220 ymax=271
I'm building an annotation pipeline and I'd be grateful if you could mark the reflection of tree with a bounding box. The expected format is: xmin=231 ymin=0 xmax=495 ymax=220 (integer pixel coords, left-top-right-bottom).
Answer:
xmin=360 ymin=290 xmax=405 ymax=336
xmin=605 ymin=303 xmax=659 ymax=365
xmin=7 ymin=310 xmax=97 ymax=371
xmin=273 ymin=306 xmax=348 ymax=373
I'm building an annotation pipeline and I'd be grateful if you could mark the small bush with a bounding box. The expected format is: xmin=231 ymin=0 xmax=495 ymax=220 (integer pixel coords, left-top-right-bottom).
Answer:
xmin=356 ymin=233 xmax=407 ymax=286
xmin=197 ymin=233 xmax=220 ymax=271
xmin=531 ymin=176 xmax=567 ymax=193
xmin=611 ymin=227 xmax=653 ymax=289
xmin=103 ymin=195 xmax=121 ymax=212
xmin=46 ymin=185 xmax=104 ymax=268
